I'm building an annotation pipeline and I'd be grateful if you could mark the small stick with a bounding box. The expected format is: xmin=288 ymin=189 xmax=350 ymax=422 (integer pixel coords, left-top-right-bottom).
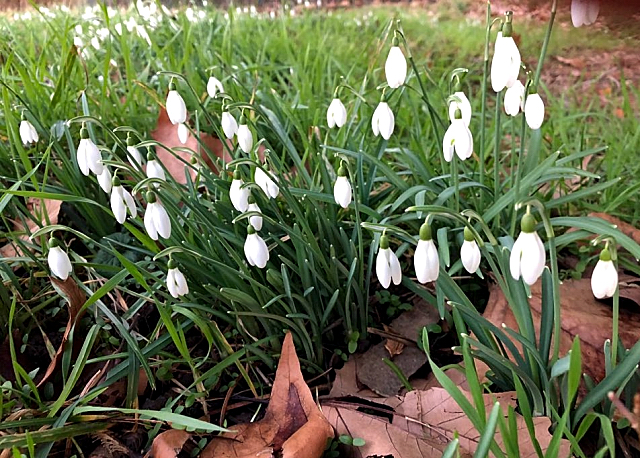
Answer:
xmin=607 ymin=391 xmax=640 ymax=434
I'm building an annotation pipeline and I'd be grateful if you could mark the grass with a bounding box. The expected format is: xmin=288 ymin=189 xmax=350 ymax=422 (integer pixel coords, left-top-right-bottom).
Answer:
xmin=1 ymin=1 xmax=639 ymax=456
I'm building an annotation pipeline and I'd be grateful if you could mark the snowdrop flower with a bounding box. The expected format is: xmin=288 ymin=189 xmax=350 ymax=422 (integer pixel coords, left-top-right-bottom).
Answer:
xmin=510 ymin=212 xmax=546 ymax=285
xmin=177 ymin=123 xmax=189 ymax=144
xmin=146 ymin=148 xmax=166 ymax=186
xmin=221 ymin=110 xmax=238 ymax=140
xmin=461 ymin=227 xmax=481 ymax=274
xmin=144 ymin=191 xmax=171 ymax=240
xmin=384 ymin=37 xmax=407 ymax=89
xmin=247 ymin=195 xmax=263 ymax=231
xmin=229 ymin=169 xmax=249 ymax=212
xmin=126 ymin=135 xmax=143 ymax=170
xmin=255 ymin=166 xmax=279 ymax=199
xmin=19 ymin=119 xmax=39 ymax=145
xmin=371 ymin=101 xmax=394 ymax=140
xmin=491 ymin=14 xmax=521 ymax=92
xmin=333 ymin=164 xmax=352 ymax=209
xmin=591 ymin=246 xmax=618 ymax=299
xmin=110 ymin=176 xmax=137 ymax=224
xmin=504 ymin=80 xmax=525 ymax=116
xmin=237 ymin=118 xmax=254 ymax=153
xmin=166 ymin=81 xmax=187 ymax=125
xmin=244 ymin=224 xmax=269 ymax=268
xmin=448 ymin=91 xmax=472 ymax=127
xmin=571 ymin=0 xmax=599 ymax=27
xmin=327 ymin=98 xmax=347 ymax=128
xmin=414 ymin=223 xmax=439 ymax=284
xmin=77 ymin=126 xmax=104 ymax=176
xmin=47 ymin=237 xmax=73 ymax=280
xmin=524 ymin=91 xmax=545 ymax=130
xmin=443 ymin=109 xmax=473 ymax=162
xmin=376 ymin=234 xmax=402 ymax=289
xmin=207 ymin=76 xmax=224 ymax=98
xmin=97 ymin=167 xmax=112 ymax=193
xmin=166 ymin=259 xmax=189 ymax=298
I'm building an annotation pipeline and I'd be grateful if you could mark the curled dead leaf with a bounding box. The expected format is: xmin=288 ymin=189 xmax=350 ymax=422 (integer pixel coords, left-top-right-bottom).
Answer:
xmin=200 ymin=332 xmax=333 ymax=458
xmin=0 ymin=198 xmax=62 ymax=258
xmin=150 ymin=429 xmax=193 ymax=458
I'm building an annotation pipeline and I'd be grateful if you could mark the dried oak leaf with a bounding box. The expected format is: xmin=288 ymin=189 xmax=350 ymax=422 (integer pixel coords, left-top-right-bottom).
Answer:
xmin=0 ymin=198 xmax=62 ymax=258
xmin=151 ymin=108 xmax=231 ymax=184
xmin=37 ymin=277 xmax=87 ymax=387
xmin=200 ymin=332 xmax=333 ymax=458
xmin=482 ymin=279 xmax=640 ymax=383
xmin=150 ymin=429 xmax=193 ymax=458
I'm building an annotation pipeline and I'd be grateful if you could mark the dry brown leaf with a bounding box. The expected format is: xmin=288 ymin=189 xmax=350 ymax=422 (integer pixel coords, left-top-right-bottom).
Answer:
xmin=150 ymin=429 xmax=193 ymax=458
xmin=151 ymin=108 xmax=230 ymax=184
xmin=0 ymin=198 xmax=62 ymax=258
xmin=323 ymin=400 xmax=471 ymax=458
xmin=200 ymin=332 xmax=333 ymax=458
xmin=383 ymin=324 xmax=405 ymax=357
xmin=482 ymin=279 xmax=640 ymax=383
xmin=37 ymin=277 xmax=86 ymax=387
xmin=589 ymin=212 xmax=640 ymax=246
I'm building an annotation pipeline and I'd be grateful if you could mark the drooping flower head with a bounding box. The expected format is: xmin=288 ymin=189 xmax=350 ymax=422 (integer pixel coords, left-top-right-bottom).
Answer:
xmin=167 ymin=258 xmax=189 ymax=298
xmin=571 ymin=0 xmax=599 ymax=27
xmin=97 ymin=167 xmax=112 ymax=194
xmin=207 ymin=76 xmax=224 ymax=98
xmin=371 ymin=100 xmax=395 ymax=140
xmin=460 ymin=226 xmax=481 ymax=274
xmin=504 ymin=80 xmax=525 ymax=117
xmin=146 ymin=147 xmax=166 ymax=186
xmin=443 ymin=108 xmax=473 ymax=162
xmin=244 ymin=224 xmax=269 ymax=268
xmin=448 ymin=91 xmax=472 ymax=128
xmin=524 ymin=87 xmax=545 ymax=130
xmin=47 ymin=237 xmax=72 ymax=280
xmin=333 ymin=163 xmax=352 ymax=209
xmin=126 ymin=134 xmax=143 ymax=170
xmin=591 ymin=245 xmax=618 ymax=299
xmin=110 ymin=176 xmax=137 ymax=224
xmin=510 ymin=212 xmax=546 ymax=285
xmin=144 ymin=190 xmax=171 ymax=240
xmin=237 ymin=115 xmax=254 ymax=154
xmin=230 ymin=168 xmax=250 ymax=212
xmin=376 ymin=234 xmax=402 ymax=289
xmin=77 ymin=125 xmax=104 ymax=176
xmin=247 ymin=194 xmax=263 ymax=231
xmin=491 ymin=12 xmax=521 ymax=93
xmin=255 ymin=166 xmax=279 ymax=199
xmin=414 ymin=223 xmax=439 ymax=284
xmin=327 ymin=98 xmax=347 ymax=129
xmin=385 ymin=35 xmax=407 ymax=89
xmin=166 ymin=79 xmax=187 ymax=125
xmin=19 ymin=117 xmax=39 ymax=146
xmin=221 ymin=107 xmax=238 ymax=140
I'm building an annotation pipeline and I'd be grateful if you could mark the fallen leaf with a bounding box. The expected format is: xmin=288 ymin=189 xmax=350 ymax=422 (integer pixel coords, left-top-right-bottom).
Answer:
xmin=323 ymin=399 xmax=471 ymax=458
xmin=383 ymin=324 xmax=405 ymax=357
xmin=151 ymin=108 xmax=230 ymax=184
xmin=37 ymin=277 xmax=86 ymax=387
xmin=150 ymin=429 xmax=193 ymax=458
xmin=0 ymin=198 xmax=62 ymax=258
xmin=200 ymin=332 xmax=333 ymax=458
xmin=482 ymin=279 xmax=640 ymax=383
xmin=589 ymin=212 xmax=640 ymax=246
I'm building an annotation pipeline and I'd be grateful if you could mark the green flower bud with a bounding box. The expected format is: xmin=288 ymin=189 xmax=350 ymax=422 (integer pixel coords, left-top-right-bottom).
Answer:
xmin=380 ymin=234 xmax=390 ymax=249
xmin=247 ymin=224 xmax=256 ymax=235
xmin=167 ymin=258 xmax=177 ymax=269
xmin=337 ymin=165 xmax=347 ymax=177
xmin=419 ymin=223 xmax=432 ymax=241
xmin=463 ymin=226 xmax=475 ymax=242
xmin=146 ymin=190 xmax=157 ymax=203
xmin=520 ymin=213 xmax=537 ymax=233
xmin=80 ymin=126 xmax=89 ymax=139
xmin=599 ymin=247 xmax=612 ymax=262
xmin=112 ymin=176 xmax=121 ymax=187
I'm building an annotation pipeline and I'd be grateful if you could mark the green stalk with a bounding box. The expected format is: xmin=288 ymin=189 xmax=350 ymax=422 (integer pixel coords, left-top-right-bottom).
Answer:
xmin=534 ymin=0 xmax=558 ymax=88
xmin=479 ymin=1 xmax=491 ymax=200
xmin=493 ymin=94 xmax=502 ymax=199
xmin=511 ymin=114 xmax=528 ymax=235
xmin=452 ymin=157 xmax=460 ymax=213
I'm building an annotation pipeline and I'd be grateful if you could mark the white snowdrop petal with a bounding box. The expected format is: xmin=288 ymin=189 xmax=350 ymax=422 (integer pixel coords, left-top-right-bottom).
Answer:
xmin=571 ymin=0 xmax=588 ymax=27
xmin=379 ymin=103 xmax=395 ymax=140
xmin=207 ymin=77 xmax=224 ymax=98
xmin=48 ymin=246 xmax=72 ymax=280
xmin=237 ymin=124 xmax=253 ymax=153
xmin=520 ymin=232 xmax=546 ymax=285
xmin=144 ymin=204 xmax=158 ymax=240
xmin=167 ymin=269 xmax=179 ymax=298
xmin=248 ymin=203 xmax=263 ymax=231
xmin=586 ymin=0 xmax=599 ymax=24
xmin=376 ymin=248 xmax=392 ymax=289
xmin=111 ymin=186 xmax=127 ymax=224
xmin=454 ymin=121 xmax=473 ymax=160
xmin=153 ymin=202 xmax=172 ymax=239
xmin=174 ymin=268 xmax=189 ymax=295
xmin=333 ymin=176 xmax=352 ymax=209
xmin=425 ymin=240 xmax=440 ymax=282
xmin=389 ymin=251 xmax=402 ymax=285
xmin=461 ymin=240 xmax=481 ymax=274
xmin=221 ymin=112 xmax=238 ymax=139
xmin=97 ymin=168 xmax=112 ymax=193
xmin=525 ymin=93 xmax=545 ymax=130
xmin=448 ymin=92 xmax=472 ymax=127
xmin=146 ymin=159 xmax=166 ymax=183
xmin=123 ymin=188 xmax=137 ymax=219
xmin=509 ymin=233 xmax=525 ymax=281
xmin=244 ymin=236 xmax=256 ymax=266
xmin=127 ymin=146 xmax=143 ymax=170
xmin=166 ymin=90 xmax=187 ymax=125
xmin=442 ymin=124 xmax=455 ymax=163
xmin=177 ymin=123 xmax=189 ymax=144
xmin=504 ymin=81 xmax=525 ymax=116
xmin=253 ymin=234 xmax=269 ymax=268
xmin=385 ymin=46 xmax=407 ymax=88
xmin=230 ymin=179 xmax=250 ymax=212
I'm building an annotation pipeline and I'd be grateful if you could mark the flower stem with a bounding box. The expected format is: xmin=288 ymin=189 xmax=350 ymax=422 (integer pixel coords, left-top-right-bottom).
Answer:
xmin=452 ymin=158 xmax=460 ymax=214
xmin=479 ymin=1 xmax=492 ymax=198
xmin=493 ymin=94 xmax=502 ymax=200
xmin=534 ymin=0 xmax=558 ymax=88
